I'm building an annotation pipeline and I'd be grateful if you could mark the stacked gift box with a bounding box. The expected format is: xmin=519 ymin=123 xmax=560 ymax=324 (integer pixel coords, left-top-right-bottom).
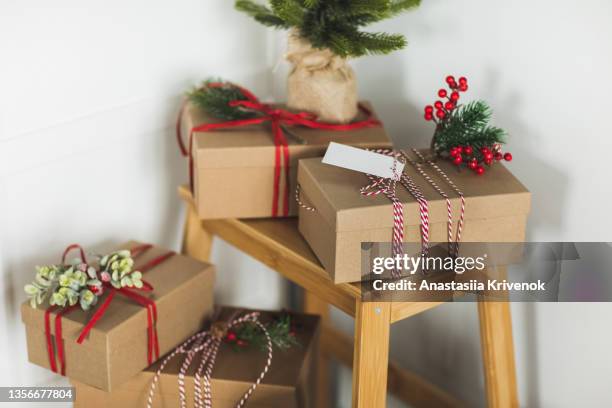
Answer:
xmin=21 ymin=242 xmax=321 ymax=406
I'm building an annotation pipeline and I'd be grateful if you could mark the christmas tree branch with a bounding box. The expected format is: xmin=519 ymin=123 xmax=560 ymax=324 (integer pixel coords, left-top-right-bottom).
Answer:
xmin=235 ymin=0 xmax=419 ymax=58
xmin=235 ymin=0 xmax=290 ymax=28
xmin=387 ymin=0 xmax=421 ymax=16
xmin=270 ymin=0 xmax=305 ymax=26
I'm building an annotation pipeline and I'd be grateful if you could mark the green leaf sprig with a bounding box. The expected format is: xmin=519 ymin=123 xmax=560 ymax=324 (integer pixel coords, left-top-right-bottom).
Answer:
xmin=25 ymin=249 xmax=143 ymax=311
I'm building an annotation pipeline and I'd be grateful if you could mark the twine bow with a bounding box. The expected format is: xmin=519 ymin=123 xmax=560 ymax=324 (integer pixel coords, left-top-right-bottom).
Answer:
xmin=146 ymin=312 xmax=273 ymax=408
xmin=43 ymin=244 xmax=174 ymax=376
xmin=177 ymin=82 xmax=381 ymax=217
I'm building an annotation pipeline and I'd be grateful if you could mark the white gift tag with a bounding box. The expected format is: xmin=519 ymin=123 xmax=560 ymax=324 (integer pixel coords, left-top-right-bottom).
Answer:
xmin=322 ymin=142 xmax=404 ymax=179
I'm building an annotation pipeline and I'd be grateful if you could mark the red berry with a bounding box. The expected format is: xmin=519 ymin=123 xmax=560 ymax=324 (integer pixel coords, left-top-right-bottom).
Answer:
xmin=445 ymin=101 xmax=455 ymax=110
xmin=481 ymin=147 xmax=490 ymax=154
xmin=424 ymin=112 xmax=433 ymax=121
xmin=425 ymin=105 xmax=434 ymax=113
xmin=494 ymin=152 xmax=503 ymax=161
xmin=438 ymin=89 xmax=448 ymax=98
xmin=456 ymin=146 xmax=464 ymax=154
xmin=468 ymin=159 xmax=478 ymax=169
xmin=459 ymin=84 xmax=469 ymax=92
xmin=504 ymin=153 xmax=513 ymax=161
xmin=436 ymin=109 xmax=446 ymax=119
xmin=450 ymin=147 xmax=458 ymax=157
xmin=453 ymin=155 xmax=463 ymax=165
xmin=484 ymin=157 xmax=493 ymax=165
xmin=464 ymin=146 xmax=473 ymax=155
xmin=226 ymin=331 xmax=237 ymax=342
xmin=459 ymin=76 xmax=467 ymax=85
xmin=446 ymin=75 xmax=456 ymax=84
xmin=450 ymin=91 xmax=460 ymax=101
xmin=434 ymin=101 xmax=443 ymax=109
xmin=485 ymin=152 xmax=493 ymax=161
xmin=476 ymin=166 xmax=485 ymax=175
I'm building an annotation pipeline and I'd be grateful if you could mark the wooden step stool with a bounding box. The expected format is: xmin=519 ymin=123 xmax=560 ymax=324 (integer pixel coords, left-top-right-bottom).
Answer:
xmin=179 ymin=186 xmax=518 ymax=408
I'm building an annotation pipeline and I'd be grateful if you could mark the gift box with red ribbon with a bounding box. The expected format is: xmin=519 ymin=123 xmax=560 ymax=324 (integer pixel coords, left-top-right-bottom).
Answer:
xmin=71 ymin=307 xmax=320 ymax=408
xmin=177 ymin=83 xmax=392 ymax=219
xmin=20 ymin=241 xmax=215 ymax=391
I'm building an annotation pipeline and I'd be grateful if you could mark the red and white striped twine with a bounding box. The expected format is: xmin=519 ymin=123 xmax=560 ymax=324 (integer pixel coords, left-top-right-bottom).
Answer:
xmin=360 ymin=152 xmax=405 ymax=278
xmin=295 ymin=184 xmax=316 ymax=212
xmin=397 ymin=171 xmax=430 ymax=260
xmin=403 ymin=149 xmax=466 ymax=256
xmin=361 ymin=149 xmax=432 ymax=276
xmin=146 ymin=312 xmax=273 ymax=408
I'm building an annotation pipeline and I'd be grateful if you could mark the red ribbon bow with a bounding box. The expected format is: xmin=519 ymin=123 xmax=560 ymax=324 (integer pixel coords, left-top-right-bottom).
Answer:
xmin=177 ymin=82 xmax=382 ymax=217
xmin=43 ymin=244 xmax=174 ymax=376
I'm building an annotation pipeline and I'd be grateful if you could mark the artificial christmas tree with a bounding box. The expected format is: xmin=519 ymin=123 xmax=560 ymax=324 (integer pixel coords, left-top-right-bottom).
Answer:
xmin=235 ymin=0 xmax=420 ymax=123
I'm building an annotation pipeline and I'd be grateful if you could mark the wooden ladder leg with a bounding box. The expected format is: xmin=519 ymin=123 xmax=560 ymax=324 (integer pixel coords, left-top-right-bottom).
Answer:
xmin=478 ymin=300 xmax=519 ymax=408
xmin=181 ymin=203 xmax=214 ymax=262
xmin=304 ymin=291 xmax=331 ymax=408
xmin=352 ymin=301 xmax=391 ymax=408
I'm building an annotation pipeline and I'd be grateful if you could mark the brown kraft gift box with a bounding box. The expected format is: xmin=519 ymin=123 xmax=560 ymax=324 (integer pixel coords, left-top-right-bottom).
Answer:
xmin=71 ymin=307 xmax=320 ymax=408
xmin=297 ymin=156 xmax=531 ymax=283
xmin=181 ymin=100 xmax=392 ymax=219
xmin=21 ymin=241 xmax=216 ymax=391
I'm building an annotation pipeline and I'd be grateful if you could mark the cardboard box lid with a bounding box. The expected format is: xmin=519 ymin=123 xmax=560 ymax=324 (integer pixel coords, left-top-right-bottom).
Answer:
xmin=297 ymin=154 xmax=531 ymax=232
xmin=21 ymin=241 xmax=214 ymax=345
xmin=183 ymin=102 xmax=392 ymax=169
xmin=119 ymin=307 xmax=320 ymax=391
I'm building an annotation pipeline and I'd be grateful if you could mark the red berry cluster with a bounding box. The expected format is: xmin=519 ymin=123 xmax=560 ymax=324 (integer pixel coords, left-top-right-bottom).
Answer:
xmin=224 ymin=330 xmax=248 ymax=347
xmin=424 ymin=75 xmax=469 ymax=122
xmin=449 ymin=144 xmax=513 ymax=175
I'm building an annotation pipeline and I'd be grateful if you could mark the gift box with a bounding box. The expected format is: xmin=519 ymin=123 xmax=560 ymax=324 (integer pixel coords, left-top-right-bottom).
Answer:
xmin=180 ymin=99 xmax=392 ymax=219
xmin=21 ymin=241 xmax=215 ymax=391
xmin=71 ymin=307 xmax=320 ymax=408
xmin=297 ymin=155 xmax=531 ymax=283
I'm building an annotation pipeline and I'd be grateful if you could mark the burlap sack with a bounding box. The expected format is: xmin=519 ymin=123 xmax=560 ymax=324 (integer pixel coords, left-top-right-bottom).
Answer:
xmin=286 ymin=30 xmax=358 ymax=124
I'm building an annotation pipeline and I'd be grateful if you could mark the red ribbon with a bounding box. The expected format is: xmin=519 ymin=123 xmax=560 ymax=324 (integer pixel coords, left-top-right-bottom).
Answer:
xmin=43 ymin=244 xmax=174 ymax=376
xmin=176 ymin=82 xmax=382 ymax=217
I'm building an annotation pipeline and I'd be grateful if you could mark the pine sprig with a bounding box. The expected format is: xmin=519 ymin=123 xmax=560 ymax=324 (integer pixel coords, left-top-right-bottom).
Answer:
xmin=235 ymin=0 xmax=289 ymax=28
xmin=270 ymin=0 xmax=305 ymax=26
xmin=352 ymin=31 xmax=407 ymax=56
xmin=235 ymin=0 xmax=420 ymax=58
xmin=424 ymin=75 xmax=513 ymax=174
xmin=302 ymin=0 xmax=319 ymax=8
xmin=229 ymin=315 xmax=300 ymax=351
xmin=387 ymin=0 xmax=421 ymax=17
xmin=188 ymin=81 xmax=259 ymax=121
xmin=433 ymin=101 xmax=506 ymax=160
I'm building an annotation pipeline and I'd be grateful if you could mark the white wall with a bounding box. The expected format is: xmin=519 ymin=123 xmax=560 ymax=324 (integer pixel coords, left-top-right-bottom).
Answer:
xmin=1 ymin=1 xmax=611 ymax=407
